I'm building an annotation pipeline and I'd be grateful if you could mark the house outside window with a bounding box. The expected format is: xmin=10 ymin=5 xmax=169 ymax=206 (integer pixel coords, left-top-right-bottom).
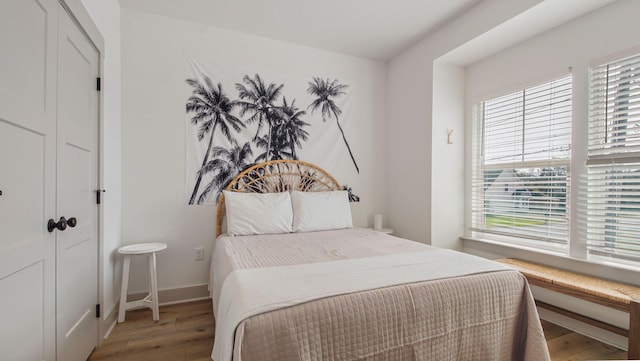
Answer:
xmin=471 ymin=75 xmax=572 ymax=250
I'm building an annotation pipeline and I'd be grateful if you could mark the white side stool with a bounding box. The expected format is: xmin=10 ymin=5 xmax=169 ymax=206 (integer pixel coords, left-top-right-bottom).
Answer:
xmin=117 ymin=242 xmax=167 ymax=323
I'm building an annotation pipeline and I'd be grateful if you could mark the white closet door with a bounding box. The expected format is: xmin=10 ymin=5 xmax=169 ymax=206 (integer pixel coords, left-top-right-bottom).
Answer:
xmin=55 ymin=4 xmax=100 ymax=361
xmin=0 ymin=0 xmax=58 ymax=360
xmin=0 ymin=1 xmax=100 ymax=360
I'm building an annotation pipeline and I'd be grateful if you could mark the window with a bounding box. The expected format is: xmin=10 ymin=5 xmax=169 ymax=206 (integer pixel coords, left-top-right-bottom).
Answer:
xmin=587 ymin=53 xmax=640 ymax=261
xmin=471 ymin=75 xmax=572 ymax=249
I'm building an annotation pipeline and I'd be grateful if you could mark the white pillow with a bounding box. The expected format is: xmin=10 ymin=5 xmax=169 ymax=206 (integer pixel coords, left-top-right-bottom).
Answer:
xmin=291 ymin=190 xmax=353 ymax=232
xmin=223 ymin=191 xmax=293 ymax=236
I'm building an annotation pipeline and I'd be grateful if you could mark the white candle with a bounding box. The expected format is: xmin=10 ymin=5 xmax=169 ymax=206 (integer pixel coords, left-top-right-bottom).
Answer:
xmin=374 ymin=214 xmax=383 ymax=231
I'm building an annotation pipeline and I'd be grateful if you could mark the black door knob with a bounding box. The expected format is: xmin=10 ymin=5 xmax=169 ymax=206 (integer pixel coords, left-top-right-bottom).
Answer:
xmin=47 ymin=217 xmax=68 ymax=232
xmin=67 ymin=217 xmax=77 ymax=228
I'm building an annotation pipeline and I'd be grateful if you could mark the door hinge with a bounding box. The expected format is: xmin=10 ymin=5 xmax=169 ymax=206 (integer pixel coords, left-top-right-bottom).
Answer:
xmin=95 ymin=304 xmax=101 ymax=318
xmin=96 ymin=189 xmax=106 ymax=205
xmin=96 ymin=77 xmax=101 ymax=91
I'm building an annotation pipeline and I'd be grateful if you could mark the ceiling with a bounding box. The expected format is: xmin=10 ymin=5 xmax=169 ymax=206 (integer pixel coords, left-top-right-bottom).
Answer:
xmin=441 ymin=0 xmax=618 ymax=66
xmin=119 ymin=0 xmax=617 ymax=63
xmin=118 ymin=0 xmax=481 ymax=61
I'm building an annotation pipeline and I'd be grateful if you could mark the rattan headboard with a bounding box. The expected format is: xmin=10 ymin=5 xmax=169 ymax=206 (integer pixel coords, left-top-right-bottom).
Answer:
xmin=215 ymin=160 xmax=342 ymax=236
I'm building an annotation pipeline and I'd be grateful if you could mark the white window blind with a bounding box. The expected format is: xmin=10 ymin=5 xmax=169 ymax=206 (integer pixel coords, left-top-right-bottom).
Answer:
xmin=587 ymin=53 xmax=640 ymax=260
xmin=471 ymin=76 xmax=572 ymax=248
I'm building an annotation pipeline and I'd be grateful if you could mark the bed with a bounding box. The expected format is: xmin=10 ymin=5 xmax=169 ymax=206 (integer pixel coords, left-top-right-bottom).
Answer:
xmin=209 ymin=160 xmax=550 ymax=361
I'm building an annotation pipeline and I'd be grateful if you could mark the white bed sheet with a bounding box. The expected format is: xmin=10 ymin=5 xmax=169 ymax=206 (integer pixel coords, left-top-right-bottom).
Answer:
xmin=209 ymin=228 xmax=431 ymax=316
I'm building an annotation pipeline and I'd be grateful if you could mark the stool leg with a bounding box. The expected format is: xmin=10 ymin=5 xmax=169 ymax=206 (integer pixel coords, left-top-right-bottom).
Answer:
xmin=149 ymin=252 xmax=160 ymax=321
xmin=147 ymin=254 xmax=153 ymax=300
xmin=118 ymin=255 xmax=131 ymax=323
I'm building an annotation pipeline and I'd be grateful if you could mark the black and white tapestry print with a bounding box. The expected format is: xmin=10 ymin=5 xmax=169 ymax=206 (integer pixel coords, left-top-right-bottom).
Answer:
xmin=185 ymin=55 xmax=360 ymax=205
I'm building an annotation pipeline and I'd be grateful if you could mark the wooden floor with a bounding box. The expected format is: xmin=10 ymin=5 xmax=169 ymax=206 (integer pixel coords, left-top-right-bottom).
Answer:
xmin=89 ymin=299 xmax=627 ymax=361
xmin=542 ymin=320 xmax=627 ymax=360
xmin=88 ymin=300 xmax=214 ymax=361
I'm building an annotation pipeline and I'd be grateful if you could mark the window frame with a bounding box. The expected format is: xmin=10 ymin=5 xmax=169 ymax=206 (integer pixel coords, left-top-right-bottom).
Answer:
xmin=467 ymin=49 xmax=640 ymax=270
xmin=586 ymin=51 xmax=640 ymax=262
xmin=470 ymin=74 xmax=573 ymax=253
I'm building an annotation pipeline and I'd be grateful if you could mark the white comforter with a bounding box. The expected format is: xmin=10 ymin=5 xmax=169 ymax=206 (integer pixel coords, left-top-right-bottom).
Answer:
xmin=212 ymin=246 xmax=509 ymax=361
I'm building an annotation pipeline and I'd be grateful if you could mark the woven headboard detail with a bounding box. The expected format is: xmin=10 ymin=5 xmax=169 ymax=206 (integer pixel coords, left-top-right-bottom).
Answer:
xmin=215 ymin=160 xmax=341 ymax=236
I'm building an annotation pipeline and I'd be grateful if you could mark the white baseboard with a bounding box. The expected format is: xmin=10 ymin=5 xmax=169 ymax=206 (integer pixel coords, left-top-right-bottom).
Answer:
xmin=99 ymin=304 xmax=118 ymax=345
xmin=102 ymin=317 xmax=117 ymax=340
xmin=539 ymin=307 xmax=628 ymax=351
xmin=530 ymin=285 xmax=628 ymax=351
xmin=124 ymin=283 xmax=210 ymax=308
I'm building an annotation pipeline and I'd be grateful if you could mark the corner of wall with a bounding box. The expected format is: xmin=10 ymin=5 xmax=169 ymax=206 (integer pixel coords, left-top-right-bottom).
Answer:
xmin=430 ymin=61 xmax=466 ymax=250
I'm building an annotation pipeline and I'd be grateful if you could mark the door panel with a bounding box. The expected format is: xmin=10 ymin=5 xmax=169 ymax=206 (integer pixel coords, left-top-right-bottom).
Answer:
xmin=59 ymin=144 xmax=93 ymax=250
xmin=56 ymin=5 xmax=99 ymax=361
xmin=0 ymin=0 xmax=58 ymax=360
xmin=0 ymin=121 xmax=46 ymax=276
xmin=58 ymin=32 xmax=94 ymax=150
xmin=0 ymin=0 xmax=50 ymax=115
xmin=0 ymin=261 xmax=45 ymax=361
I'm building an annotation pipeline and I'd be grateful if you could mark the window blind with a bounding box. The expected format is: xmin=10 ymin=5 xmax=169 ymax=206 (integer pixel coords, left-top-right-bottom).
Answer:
xmin=587 ymin=53 xmax=640 ymax=260
xmin=471 ymin=75 xmax=572 ymax=248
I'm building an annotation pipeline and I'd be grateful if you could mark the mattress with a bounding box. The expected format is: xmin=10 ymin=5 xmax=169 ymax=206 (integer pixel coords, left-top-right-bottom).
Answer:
xmin=209 ymin=228 xmax=550 ymax=361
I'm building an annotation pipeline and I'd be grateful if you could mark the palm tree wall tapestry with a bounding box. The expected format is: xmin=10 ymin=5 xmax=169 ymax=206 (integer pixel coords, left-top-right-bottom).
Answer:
xmin=185 ymin=55 xmax=360 ymax=205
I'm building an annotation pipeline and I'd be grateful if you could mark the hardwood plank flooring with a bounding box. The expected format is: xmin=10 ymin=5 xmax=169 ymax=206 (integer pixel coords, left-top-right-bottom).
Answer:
xmin=88 ymin=300 xmax=627 ymax=361
xmin=88 ymin=300 xmax=214 ymax=361
xmin=542 ymin=320 xmax=627 ymax=360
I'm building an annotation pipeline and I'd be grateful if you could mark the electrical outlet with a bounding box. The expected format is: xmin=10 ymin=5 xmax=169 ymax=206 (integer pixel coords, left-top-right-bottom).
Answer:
xmin=195 ymin=247 xmax=204 ymax=261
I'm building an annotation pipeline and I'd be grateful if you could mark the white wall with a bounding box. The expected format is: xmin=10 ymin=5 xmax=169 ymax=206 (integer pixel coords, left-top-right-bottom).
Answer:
xmin=386 ymin=0 xmax=543 ymax=244
xmin=120 ymin=8 xmax=388 ymax=294
xmin=79 ymin=0 xmax=122 ymax=335
xmin=431 ymin=62 xmax=465 ymax=250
